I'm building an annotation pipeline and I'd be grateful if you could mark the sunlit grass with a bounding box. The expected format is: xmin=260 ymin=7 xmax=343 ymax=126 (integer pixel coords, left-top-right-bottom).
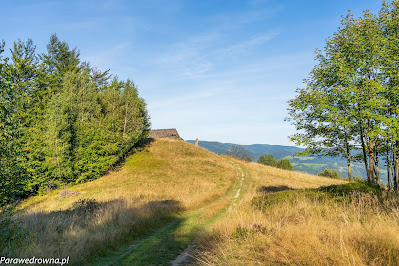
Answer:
xmin=194 ymin=163 xmax=399 ymax=266
xmin=12 ymin=139 xmax=237 ymax=264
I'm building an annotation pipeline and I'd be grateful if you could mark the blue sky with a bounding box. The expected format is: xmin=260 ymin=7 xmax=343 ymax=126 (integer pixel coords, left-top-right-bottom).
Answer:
xmin=1 ymin=0 xmax=382 ymax=145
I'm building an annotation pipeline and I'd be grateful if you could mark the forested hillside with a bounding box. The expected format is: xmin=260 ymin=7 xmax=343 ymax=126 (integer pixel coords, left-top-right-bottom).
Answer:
xmin=0 ymin=34 xmax=150 ymax=205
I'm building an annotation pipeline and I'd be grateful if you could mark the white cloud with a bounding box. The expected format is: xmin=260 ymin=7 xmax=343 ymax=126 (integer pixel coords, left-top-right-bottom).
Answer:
xmin=218 ymin=32 xmax=279 ymax=57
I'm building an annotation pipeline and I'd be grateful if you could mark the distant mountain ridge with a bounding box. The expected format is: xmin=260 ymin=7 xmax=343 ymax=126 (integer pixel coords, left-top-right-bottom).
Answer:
xmin=186 ymin=140 xmax=383 ymax=182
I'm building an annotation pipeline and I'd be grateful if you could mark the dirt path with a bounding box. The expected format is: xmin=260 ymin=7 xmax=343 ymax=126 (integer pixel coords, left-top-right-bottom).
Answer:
xmin=228 ymin=161 xmax=245 ymax=213
xmin=169 ymin=161 xmax=246 ymax=265
xmin=91 ymin=160 xmax=248 ymax=266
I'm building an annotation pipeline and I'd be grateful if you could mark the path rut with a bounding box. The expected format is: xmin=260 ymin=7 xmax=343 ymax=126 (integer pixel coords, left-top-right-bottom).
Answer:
xmin=93 ymin=160 xmax=247 ymax=266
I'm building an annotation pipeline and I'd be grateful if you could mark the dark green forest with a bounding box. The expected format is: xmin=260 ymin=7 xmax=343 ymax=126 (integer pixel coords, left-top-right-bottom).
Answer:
xmin=0 ymin=34 xmax=150 ymax=205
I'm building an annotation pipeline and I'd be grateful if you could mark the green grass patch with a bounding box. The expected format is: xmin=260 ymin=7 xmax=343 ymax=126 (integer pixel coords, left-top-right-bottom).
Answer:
xmin=124 ymin=150 xmax=169 ymax=171
xmin=252 ymin=189 xmax=331 ymax=210
xmin=318 ymin=181 xmax=382 ymax=197
xmin=253 ymin=181 xmax=384 ymax=210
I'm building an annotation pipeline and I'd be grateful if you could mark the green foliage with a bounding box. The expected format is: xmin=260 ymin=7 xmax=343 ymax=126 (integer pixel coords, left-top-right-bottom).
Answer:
xmin=317 ymin=168 xmax=341 ymax=179
xmin=0 ymin=34 xmax=151 ymax=200
xmin=257 ymin=154 xmax=278 ymax=167
xmin=277 ymin=158 xmax=293 ymax=171
xmin=0 ymin=41 xmax=27 ymax=206
xmin=287 ymin=1 xmax=399 ymax=184
xmin=257 ymin=154 xmax=293 ymax=170
xmin=0 ymin=206 xmax=33 ymax=255
xmin=318 ymin=181 xmax=382 ymax=197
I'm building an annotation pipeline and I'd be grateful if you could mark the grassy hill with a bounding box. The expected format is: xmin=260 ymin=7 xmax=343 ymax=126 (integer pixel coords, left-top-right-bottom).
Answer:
xmin=194 ymin=163 xmax=399 ymax=265
xmin=7 ymin=139 xmax=398 ymax=265
xmin=14 ymin=139 xmax=238 ymax=264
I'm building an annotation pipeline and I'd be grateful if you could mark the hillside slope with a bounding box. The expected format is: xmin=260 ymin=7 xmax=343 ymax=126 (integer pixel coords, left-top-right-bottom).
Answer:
xmin=13 ymin=139 xmax=347 ymax=265
xmin=21 ymin=139 xmax=236 ymax=212
xmin=194 ymin=160 xmax=399 ymax=265
xmin=16 ymin=139 xmax=238 ymax=264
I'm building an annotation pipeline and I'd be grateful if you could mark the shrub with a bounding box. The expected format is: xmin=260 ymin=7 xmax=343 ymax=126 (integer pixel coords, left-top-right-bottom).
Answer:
xmin=318 ymin=181 xmax=382 ymax=197
xmin=0 ymin=206 xmax=33 ymax=255
xmin=317 ymin=168 xmax=340 ymax=179
xmin=277 ymin=158 xmax=293 ymax=170
xmin=257 ymin=154 xmax=278 ymax=167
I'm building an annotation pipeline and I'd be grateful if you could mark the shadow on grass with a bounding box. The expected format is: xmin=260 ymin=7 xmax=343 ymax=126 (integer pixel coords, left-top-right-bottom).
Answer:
xmin=257 ymin=185 xmax=295 ymax=194
xmin=112 ymin=217 xmax=191 ymax=266
xmin=15 ymin=198 xmax=184 ymax=264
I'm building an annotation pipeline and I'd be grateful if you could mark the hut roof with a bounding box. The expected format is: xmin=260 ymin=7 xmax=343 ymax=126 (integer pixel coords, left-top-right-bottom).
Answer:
xmin=148 ymin=128 xmax=183 ymax=141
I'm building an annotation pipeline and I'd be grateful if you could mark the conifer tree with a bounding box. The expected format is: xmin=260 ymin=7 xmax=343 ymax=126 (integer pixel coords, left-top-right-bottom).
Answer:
xmin=0 ymin=42 xmax=26 ymax=205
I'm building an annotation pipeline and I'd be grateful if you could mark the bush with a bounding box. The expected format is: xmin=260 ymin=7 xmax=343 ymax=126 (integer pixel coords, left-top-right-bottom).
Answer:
xmin=257 ymin=154 xmax=278 ymax=167
xmin=318 ymin=168 xmax=340 ymax=179
xmin=0 ymin=206 xmax=33 ymax=255
xmin=257 ymin=155 xmax=293 ymax=170
xmin=277 ymin=158 xmax=293 ymax=170
xmin=318 ymin=181 xmax=382 ymax=197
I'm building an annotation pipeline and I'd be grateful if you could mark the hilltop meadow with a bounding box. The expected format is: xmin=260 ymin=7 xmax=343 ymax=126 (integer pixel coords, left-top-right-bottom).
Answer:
xmin=3 ymin=1 xmax=399 ymax=265
xmin=2 ymin=139 xmax=398 ymax=265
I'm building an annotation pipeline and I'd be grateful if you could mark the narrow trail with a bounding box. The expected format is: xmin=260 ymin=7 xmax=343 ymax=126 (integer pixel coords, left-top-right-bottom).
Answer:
xmin=170 ymin=161 xmax=246 ymax=266
xmin=92 ymin=159 xmax=248 ymax=266
xmin=228 ymin=161 xmax=245 ymax=213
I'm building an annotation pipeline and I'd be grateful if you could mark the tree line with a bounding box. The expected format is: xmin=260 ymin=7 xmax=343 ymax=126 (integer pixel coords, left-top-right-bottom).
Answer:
xmin=287 ymin=1 xmax=399 ymax=189
xmin=0 ymin=34 xmax=150 ymax=205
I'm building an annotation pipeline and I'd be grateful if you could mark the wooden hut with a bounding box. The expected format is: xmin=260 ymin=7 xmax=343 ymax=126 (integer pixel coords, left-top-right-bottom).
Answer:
xmin=148 ymin=128 xmax=183 ymax=141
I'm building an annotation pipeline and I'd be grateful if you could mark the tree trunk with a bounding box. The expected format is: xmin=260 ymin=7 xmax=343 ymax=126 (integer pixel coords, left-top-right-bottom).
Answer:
xmin=387 ymin=151 xmax=392 ymax=190
xmin=344 ymin=128 xmax=351 ymax=181
xmin=395 ymin=155 xmax=399 ymax=191
xmin=369 ymin=154 xmax=375 ymax=183
xmin=375 ymin=150 xmax=380 ymax=184
xmin=395 ymin=142 xmax=399 ymax=191
xmin=366 ymin=131 xmax=375 ymax=183
xmin=360 ymin=127 xmax=370 ymax=182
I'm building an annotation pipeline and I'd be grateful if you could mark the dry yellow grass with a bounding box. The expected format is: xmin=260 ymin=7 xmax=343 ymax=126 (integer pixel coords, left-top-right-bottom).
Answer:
xmin=12 ymin=139 xmax=397 ymax=265
xmin=194 ymin=162 xmax=399 ymax=266
xmin=14 ymin=139 xmax=237 ymax=263
xmin=20 ymin=139 xmax=236 ymax=212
